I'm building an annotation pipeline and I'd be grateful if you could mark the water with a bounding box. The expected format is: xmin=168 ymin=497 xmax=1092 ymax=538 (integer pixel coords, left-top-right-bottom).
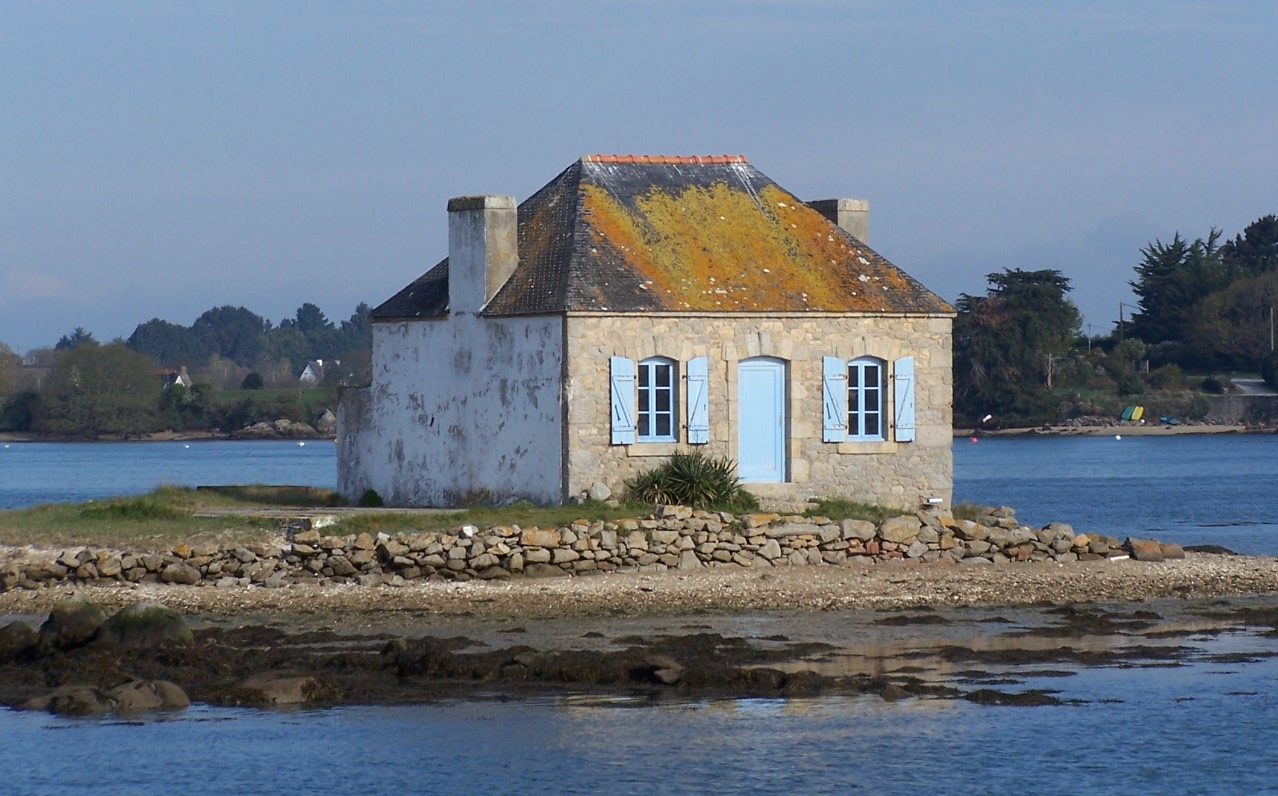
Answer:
xmin=0 ymin=441 xmax=337 ymax=509
xmin=3 ymin=646 xmax=1278 ymax=795
xmin=954 ymin=434 xmax=1278 ymax=555
xmin=5 ymin=435 xmax=1278 ymax=794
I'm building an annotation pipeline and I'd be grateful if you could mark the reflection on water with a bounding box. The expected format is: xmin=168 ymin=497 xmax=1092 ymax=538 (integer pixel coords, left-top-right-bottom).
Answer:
xmin=5 ymin=630 xmax=1278 ymax=796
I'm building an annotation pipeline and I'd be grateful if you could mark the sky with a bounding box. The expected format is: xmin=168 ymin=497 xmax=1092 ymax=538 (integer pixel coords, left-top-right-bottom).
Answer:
xmin=2 ymin=1 xmax=1276 ymax=353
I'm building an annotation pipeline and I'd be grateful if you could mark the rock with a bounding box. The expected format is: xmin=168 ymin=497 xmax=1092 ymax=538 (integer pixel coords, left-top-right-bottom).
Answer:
xmin=880 ymin=683 xmax=910 ymax=701
xmin=161 ymin=563 xmax=202 ymax=585
xmin=647 ymin=655 xmax=684 ymax=685
xmin=314 ymin=409 xmax=337 ymax=436
xmin=951 ymin=520 xmax=989 ymax=541
xmin=522 ymin=563 xmax=570 ymax=578
xmin=879 ymin=515 xmax=921 ymax=544
xmin=1160 ymin=542 xmax=1186 ymax=560
xmin=521 ymin=528 xmax=562 ymax=548
xmin=0 ymin=621 xmax=38 ymax=663
xmin=39 ymin=596 xmax=108 ymax=651
xmin=1126 ymin=538 xmax=1165 ymax=562
xmin=758 ymin=539 xmax=783 ymax=560
xmin=95 ymin=601 xmax=193 ymax=647
xmin=1043 ymin=521 xmax=1074 ymax=538
xmin=587 ymin=481 xmax=612 ymax=501
xmin=839 ymin=519 xmax=878 ymax=541
xmin=328 ymin=557 xmax=357 ymax=577
xmin=106 ymin=680 xmax=190 ymax=712
xmin=224 ymin=675 xmax=333 ymax=706
xmin=22 ymin=685 xmax=110 ymax=716
xmin=678 ymin=550 xmax=702 ymax=570
xmin=357 ymin=573 xmax=384 ymax=587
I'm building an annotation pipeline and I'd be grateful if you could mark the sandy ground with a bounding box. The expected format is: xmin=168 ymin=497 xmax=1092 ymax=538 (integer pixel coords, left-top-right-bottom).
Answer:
xmin=4 ymin=553 xmax=1276 ymax=634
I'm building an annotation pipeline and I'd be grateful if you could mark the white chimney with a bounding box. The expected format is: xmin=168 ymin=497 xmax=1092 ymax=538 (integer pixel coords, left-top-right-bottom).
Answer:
xmin=447 ymin=195 xmax=518 ymax=314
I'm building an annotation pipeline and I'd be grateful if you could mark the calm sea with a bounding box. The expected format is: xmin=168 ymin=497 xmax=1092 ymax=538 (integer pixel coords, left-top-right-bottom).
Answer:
xmin=4 ymin=435 xmax=1278 ymax=795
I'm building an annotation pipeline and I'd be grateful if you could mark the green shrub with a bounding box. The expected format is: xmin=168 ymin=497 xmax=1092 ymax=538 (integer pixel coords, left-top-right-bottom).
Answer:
xmin=1201 ymin=376 xmax=1226 ymax=395
xmin=1146 ymin=363 xmax=1184 ymax=391
xmin=951 ymin=502 xmax=987 ymax=521
xmin=626 ymin=451 xmax=757 ymax=511
xmin=81 ymin=496 xmax=189 ymax=521
xmin=240 ymin=372 xmax=264 ymax=390
xmin=357 ymin=488 xmax=384 ymax=508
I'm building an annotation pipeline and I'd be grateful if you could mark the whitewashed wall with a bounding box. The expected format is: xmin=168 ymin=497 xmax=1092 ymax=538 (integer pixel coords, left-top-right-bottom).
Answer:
xmin=338 ymin=314 xmax=564 ymax=506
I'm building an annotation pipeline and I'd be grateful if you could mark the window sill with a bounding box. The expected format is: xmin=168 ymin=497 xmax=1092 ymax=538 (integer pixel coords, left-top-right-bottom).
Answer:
xmin=626 ymin=442 xmax=681 ymax=457
xmin=836 ymin=439 xmax=898 ymax=455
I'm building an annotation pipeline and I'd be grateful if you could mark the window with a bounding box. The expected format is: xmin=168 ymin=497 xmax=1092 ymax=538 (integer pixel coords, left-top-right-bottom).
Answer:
xmin=610 ymin=354 xmax=709 ymax=446
xmin=848 ymin=356 xmax=884 ymax=440
xmin=822 ymin=354 xmax=914 ymax=444
xmin=637 ymin=357 xmax=677 ymax=442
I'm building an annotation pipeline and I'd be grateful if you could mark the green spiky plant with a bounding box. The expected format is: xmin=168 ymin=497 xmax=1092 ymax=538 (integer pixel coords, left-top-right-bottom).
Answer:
xmin=626 ymin=451 xmax=758 ymax=511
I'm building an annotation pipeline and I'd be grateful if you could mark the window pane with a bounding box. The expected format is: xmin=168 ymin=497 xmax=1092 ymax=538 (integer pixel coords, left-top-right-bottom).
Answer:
xmin=638 ymin=415 xmax=650 ymax=437
xmin=656 ymin=390 xmax=670 ymax=412
xmin=866 ymin=413 xmax=879 ymax=437
xmin=848 ymin=366 xmax=859 ymax=389
xmin=657 ymin=416 xmax=671 ymax=437
xmin=639 ymin=367 xmax=650 ymax=389
xmin=656 ymin=365 xmax=671 ymax=388
xmin=638 ymin=390 xmax=649 ymax=413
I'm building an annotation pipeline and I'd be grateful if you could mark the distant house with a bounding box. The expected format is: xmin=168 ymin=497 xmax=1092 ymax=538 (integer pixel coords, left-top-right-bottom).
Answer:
xmin=299 ymin=360 xmax=325 ymax=386
xmin=159 ymin=366 xmax=192 ymax=390
xmin=339 ymin=155 xmax=954 ymax=508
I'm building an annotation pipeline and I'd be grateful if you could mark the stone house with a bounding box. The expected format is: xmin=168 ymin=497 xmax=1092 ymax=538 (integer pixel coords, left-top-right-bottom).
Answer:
xmin=338 ymin=155 xmax=954 ymax=508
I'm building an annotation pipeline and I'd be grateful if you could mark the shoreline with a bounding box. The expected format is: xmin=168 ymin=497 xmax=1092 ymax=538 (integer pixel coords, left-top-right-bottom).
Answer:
xmin=4 ymin=557 xmax=1278 ymax=713
xmin=5 ymin=552 xmax=1277 ymax=623
xmin=955 ymin=422 xmax=1251 ymax=438
xmin=2 ymin=425 xmax=1257 ymax=444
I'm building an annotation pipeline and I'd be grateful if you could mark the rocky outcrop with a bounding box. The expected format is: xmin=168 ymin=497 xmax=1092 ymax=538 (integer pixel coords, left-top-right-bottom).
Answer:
xmin=229 ymin=419 xmax=322 ymax=440
xmin=0 ymin=506 xmax=1194 ymax=591
xmin=19 ymin=680 xmax=189 ymax=716
xmin=94 ymin=601 xmax=193 ymax=647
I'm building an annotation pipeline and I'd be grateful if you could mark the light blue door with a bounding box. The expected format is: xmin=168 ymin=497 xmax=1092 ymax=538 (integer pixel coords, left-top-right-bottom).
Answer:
xmin=737 ymin=357 xmax=786 ymax=482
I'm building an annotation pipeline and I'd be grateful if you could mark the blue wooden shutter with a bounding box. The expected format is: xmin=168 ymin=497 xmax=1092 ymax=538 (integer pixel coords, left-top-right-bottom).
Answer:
xmin=893 ymin=356 xmax=915 ymax=442
xmin=686 ymin=356 xmax=709 ymax=444
xmin=610 ymin=356 xmax=636 ymax=445
xmin=822 ymin=356 xmax=847 ymax=443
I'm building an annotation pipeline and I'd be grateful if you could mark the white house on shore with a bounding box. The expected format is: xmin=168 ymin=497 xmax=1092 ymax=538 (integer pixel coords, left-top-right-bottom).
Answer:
xmin=338 ymin=155 xmax=954 ymax=508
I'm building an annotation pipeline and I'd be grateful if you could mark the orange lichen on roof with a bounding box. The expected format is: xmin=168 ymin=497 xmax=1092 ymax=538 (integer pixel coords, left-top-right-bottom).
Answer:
xmin=579 ymin=180 xmax=937 ymax=312
xmin=583 ymin=154 xmax=747 ymax=164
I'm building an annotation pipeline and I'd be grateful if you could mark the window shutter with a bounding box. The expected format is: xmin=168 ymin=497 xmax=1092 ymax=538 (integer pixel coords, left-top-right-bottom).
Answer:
xmin=893 ymin=356 xmax=915 ymax=442
xmin=610 ymin=356 xmax=636 ymax=445
xmin=686 ymin=356 xmax=709 ymax=444
xmin=822 ymin=356 xmax=848 ymax=443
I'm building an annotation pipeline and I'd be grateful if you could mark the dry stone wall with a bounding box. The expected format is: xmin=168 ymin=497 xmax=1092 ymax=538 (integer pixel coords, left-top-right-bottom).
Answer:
xmin=1 ymin=506 xmax=1186 ymax=592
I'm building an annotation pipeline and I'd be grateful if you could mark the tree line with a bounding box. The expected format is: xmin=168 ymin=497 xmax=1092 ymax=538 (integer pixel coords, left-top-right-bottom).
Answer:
xmin=955 ymin=213 xmax=1278 ymax=426
xmin=0 ymin=302 xmax=372 ymax=436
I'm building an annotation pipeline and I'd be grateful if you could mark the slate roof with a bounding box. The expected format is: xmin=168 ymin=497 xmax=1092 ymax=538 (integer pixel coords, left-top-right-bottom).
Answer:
xmin=371 ymin=155 xmax=952 ymax=320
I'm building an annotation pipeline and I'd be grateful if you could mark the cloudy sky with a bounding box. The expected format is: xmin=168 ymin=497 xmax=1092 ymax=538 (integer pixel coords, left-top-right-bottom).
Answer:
xmin=2 ymin=1 xmax=1275 ymax=352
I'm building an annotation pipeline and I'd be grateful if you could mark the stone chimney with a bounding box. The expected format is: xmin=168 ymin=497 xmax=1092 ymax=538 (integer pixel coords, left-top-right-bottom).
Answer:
xmin=447 ymin=195 xmax=518 ymax=314
xmin=806 ymin=198 xmax=869 ymax=244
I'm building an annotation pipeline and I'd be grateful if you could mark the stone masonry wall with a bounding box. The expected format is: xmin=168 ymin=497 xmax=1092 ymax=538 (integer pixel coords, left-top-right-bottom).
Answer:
xmin=0 ymin=506 xmax=1184 ymax=593
xmin=562 ymin=313 xmax=952 ymax=509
